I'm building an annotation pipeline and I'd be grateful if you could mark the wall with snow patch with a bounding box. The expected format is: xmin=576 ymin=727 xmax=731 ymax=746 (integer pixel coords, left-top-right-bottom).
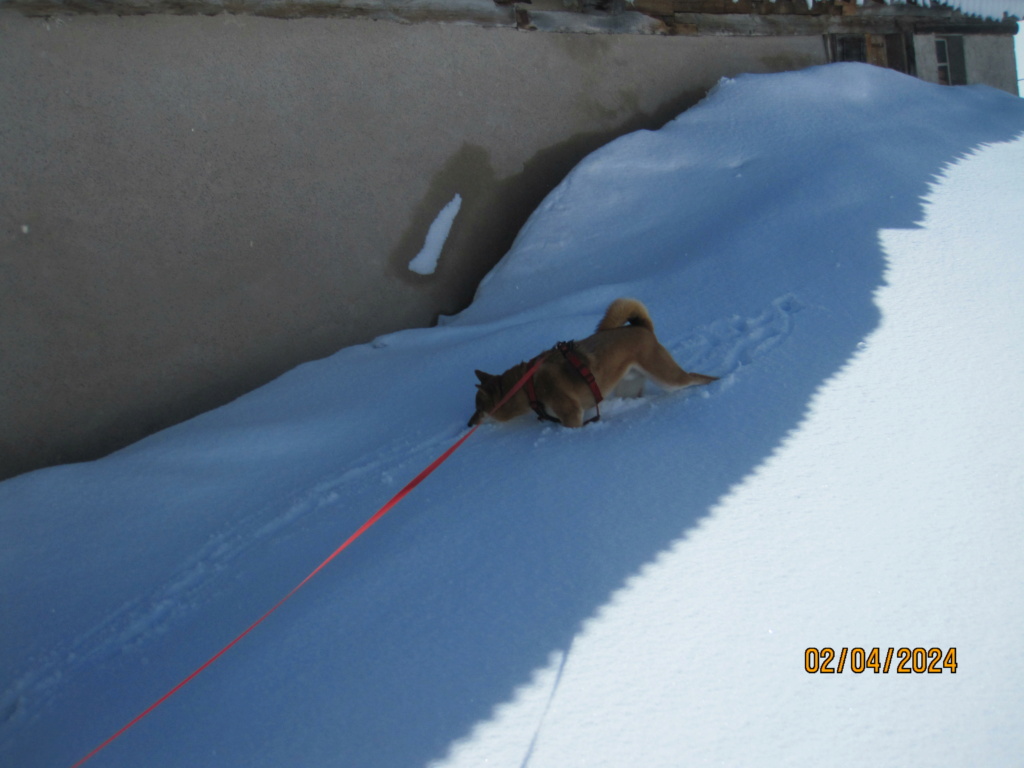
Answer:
xmin=0 ymin=10 xmax=832 ymax=479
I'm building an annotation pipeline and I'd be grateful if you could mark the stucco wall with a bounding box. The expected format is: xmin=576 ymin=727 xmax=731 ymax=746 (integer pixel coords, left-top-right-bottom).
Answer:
xmin=964 ymin=33 xmax=1019 ymax=92
xmin=914 ymin=32 xmax=1019 ymax=92
xmin=1 ymin=11 xmax=832 ymax=479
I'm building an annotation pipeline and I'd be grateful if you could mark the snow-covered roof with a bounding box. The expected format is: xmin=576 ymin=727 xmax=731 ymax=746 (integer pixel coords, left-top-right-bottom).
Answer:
xmin=847 ymin=0 xmax=1021 ymax=20
xmin=744 ymin=0 xmax=1021 ymax=19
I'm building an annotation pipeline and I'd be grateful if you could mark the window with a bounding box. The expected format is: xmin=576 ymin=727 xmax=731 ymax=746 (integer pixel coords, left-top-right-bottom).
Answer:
xmin=884 ymin=33 xmax=912 ymax=75
xmin=828 ymin=33 xmax=916 ymax=76
xmin=935 ymin=36 xmax=968 ymax=86
xmin=833 ymin=35 xmax=867 ymax=64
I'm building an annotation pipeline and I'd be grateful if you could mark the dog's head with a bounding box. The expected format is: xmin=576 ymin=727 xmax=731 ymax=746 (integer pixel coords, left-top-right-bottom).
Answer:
xmin=468 ymin=369 xmax=500 ymax=427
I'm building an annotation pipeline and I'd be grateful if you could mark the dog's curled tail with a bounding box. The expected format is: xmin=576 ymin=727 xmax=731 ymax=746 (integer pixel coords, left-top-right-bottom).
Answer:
xmin=597 ymin=298 xmax=654 ymax=333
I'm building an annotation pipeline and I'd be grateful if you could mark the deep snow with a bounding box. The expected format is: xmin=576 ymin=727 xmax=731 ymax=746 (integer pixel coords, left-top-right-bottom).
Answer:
xmin=2 ymin=64 xmax=1023 ymax=768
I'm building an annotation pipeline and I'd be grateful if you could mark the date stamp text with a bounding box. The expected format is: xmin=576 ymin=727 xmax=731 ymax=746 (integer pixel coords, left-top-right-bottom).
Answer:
xmin=804 ymin=647 xmax=957 ymax=674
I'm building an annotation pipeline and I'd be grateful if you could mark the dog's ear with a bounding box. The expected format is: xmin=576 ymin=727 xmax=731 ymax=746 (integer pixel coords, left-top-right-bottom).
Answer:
xmin=475 ymin=370 xmax=494 ymax=384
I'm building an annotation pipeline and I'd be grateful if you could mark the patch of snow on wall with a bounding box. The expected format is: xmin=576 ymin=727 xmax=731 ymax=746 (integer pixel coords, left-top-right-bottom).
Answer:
xmin=408 ymin=194 xmax=462 ymax=276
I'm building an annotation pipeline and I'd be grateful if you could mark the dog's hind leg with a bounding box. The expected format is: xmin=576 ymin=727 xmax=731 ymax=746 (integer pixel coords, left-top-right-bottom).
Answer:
xmin=611 ymin=369 xmax=646 ymax=399
xmin=639 ymin=343 xmax=718 ymax=390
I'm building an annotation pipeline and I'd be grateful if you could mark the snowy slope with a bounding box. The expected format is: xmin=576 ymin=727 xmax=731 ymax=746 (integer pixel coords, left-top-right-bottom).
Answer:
xmin=2 ymin=64 xmax=1023 ymax=768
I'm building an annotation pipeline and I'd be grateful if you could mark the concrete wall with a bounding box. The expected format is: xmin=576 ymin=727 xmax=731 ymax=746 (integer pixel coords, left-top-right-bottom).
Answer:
xmin=1 ymin=11 xmax=832 ymax=479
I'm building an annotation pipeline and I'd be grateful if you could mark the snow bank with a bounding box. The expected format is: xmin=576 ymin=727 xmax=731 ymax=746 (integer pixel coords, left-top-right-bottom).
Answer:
xmin=1 ymin=64 xmax=1022 ymax=768
xmin=441 ymin=134 xmax=1024 ymax=768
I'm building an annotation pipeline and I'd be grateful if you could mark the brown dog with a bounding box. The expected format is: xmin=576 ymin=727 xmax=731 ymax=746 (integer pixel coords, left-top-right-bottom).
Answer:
xmin=469 ymin=298 xmax=717 ymax=428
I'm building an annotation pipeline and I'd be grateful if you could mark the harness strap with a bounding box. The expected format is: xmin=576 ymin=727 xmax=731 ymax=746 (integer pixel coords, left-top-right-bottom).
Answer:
xmin=557 ymin=342 xmax=603 ymax=421
xmin=525 ymin=341 xmax=604 ymax=424
xmin=523 ymin=356 xmax=558 ymax=423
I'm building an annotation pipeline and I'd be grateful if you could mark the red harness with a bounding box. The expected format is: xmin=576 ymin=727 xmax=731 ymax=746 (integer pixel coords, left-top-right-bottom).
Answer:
xmin=523 ymin=341 xmax=604 ymax=424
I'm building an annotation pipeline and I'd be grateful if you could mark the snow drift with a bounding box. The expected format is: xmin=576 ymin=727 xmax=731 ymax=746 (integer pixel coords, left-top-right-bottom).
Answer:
xmin=2 ymin=64 xmax=1023 ymax=768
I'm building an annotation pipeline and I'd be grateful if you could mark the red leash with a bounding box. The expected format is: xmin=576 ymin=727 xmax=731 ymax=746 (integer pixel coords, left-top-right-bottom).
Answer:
xmin=69 ymin=358 xmax=543 ymax=768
